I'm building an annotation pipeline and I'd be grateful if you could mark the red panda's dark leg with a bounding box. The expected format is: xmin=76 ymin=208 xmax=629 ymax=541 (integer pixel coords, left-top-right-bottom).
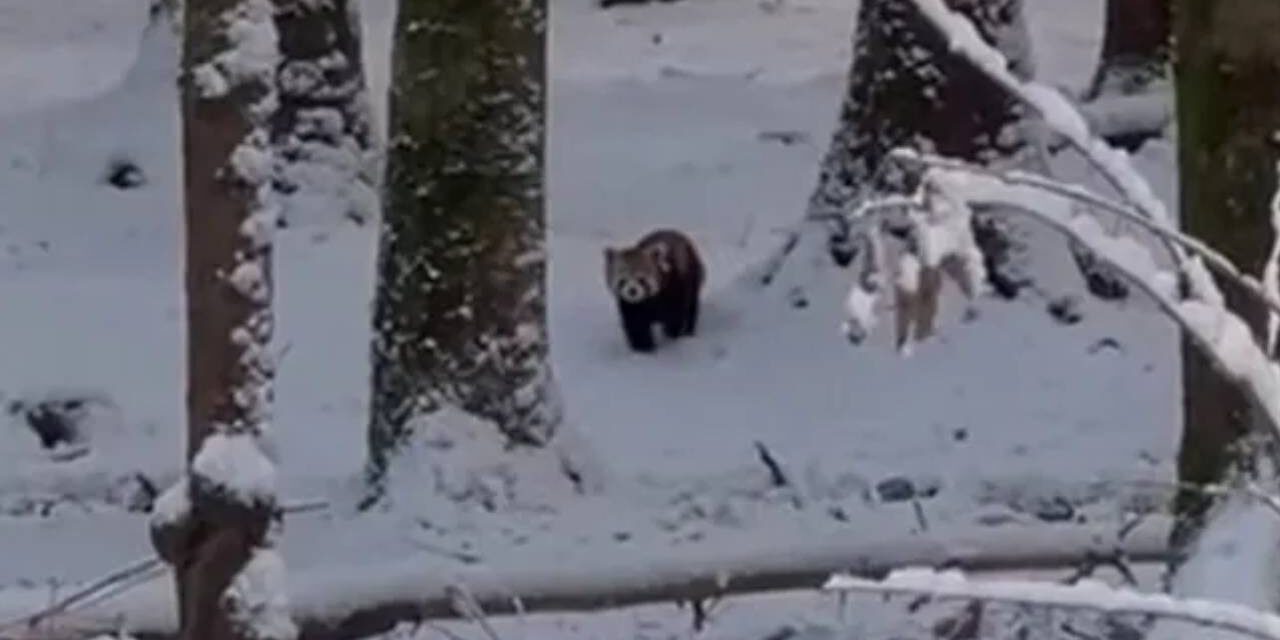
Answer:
xmin=660 ymin=286 xmax=687 ymax=339
xmin=620 ymin=302 xmax=657 ymax=352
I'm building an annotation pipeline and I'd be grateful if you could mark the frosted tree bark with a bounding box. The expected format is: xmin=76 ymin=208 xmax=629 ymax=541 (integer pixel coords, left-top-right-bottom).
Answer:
xmin=1085 ymin=0 xmax=1171 ymax=101
xmin=366 ymin=0 xmax=563 ymax=481
xmin=272 ymin=0 xmax=376 ymax=227
xmin=150 ymin=1 xmax=295 ymax=639
xmin=1172 ymin=0 xmax=1280 ymax=546
xmin=807 ymin=0 xmax=1036 ymax=299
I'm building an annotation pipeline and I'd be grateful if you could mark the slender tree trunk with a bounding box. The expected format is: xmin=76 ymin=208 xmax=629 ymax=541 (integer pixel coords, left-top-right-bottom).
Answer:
xmin=806 ymin=0 xmax=1037 ymax=299
xmin=1086 ymin=0 xmax=1171 ymax=101
xmin=150 ymin=1 xmax=294 ymax=639
xmin=272 ymin=0 xmax=377 ymax=227
xmin=366 ymin=0 xmax=564 ymax=484
xmin=1171 ymin=0 xmax=1280 ymax=546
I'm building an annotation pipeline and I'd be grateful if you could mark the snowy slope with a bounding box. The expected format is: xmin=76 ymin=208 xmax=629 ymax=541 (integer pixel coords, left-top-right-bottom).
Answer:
xmin=0 ymin=0 xmax=1182 ymax=636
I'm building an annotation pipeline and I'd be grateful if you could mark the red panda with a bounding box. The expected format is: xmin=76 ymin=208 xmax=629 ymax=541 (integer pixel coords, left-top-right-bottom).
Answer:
xmin=603 ymin=229 xmax=706 ymax=353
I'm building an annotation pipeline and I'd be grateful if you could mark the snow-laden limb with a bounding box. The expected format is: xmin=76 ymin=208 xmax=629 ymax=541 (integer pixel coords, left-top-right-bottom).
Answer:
xmin=907 ymin=0 xmax=1187 ymax=259
xmin=824 ymin=567 xmax=1280 ymax=640
xmin=841 ymin=161 xmax=1280 ymax=437
xmin=890 ymin=150 xmax=1280 ymax=319
xmin=0 ymin=518 xmax=1172 ymax=640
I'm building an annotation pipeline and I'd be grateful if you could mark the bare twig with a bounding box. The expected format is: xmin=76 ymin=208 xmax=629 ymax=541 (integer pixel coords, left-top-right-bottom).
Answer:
xmin=0 ymin=558 xmax=160 ymax=633
xmin=753 ymin=441 xmax=790 ymax=488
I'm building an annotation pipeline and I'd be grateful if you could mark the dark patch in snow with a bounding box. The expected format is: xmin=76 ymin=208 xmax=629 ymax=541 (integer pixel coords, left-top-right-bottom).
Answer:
xmin=875 ymin=475 xmax=941 ymax=503
xmin=952 ymin=428 xmax=969 ymax=442
xmin=1046 ymin=295 xmax=1083 ymax=325
xmin=786 ymin=286 xmax=809 ymax=309
xmin=102 ymin=156 xmax=146 ymax=190
xmin=1088 ymin=337 xmax=1124 ymax=354
xmin=1031 ymin=496 xmax=1076 ymax=522
xmin=827 ymin=232 xmax=856 ymax=268
xmin=7 ymin=394 xmax=103 ymax=452
xmin=971 ymin=213 xmax=1031 ymax=299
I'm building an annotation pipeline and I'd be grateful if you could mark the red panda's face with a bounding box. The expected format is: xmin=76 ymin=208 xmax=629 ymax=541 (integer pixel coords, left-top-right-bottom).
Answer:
xmin=605 ymin=247 xmax=662 ymax=304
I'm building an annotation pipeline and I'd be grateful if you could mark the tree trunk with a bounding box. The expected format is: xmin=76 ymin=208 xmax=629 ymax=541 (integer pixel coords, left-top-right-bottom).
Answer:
xmin=272 ymin=0 xmax=376 ymax=228
xmin=806 ymin=0 xmax=1037 ymax=299
xmin=149 ymin=1 xmax=295 ymax=639
xmin=366 ymin=0 xmax=564 ymax=484
xmin=1171 ymin=0 xmax=1280 ymax=546
xmin=1086 ymin=0 xmax=1171 ymax=101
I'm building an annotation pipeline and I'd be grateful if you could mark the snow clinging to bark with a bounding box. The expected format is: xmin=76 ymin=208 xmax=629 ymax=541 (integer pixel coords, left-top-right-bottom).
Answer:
xmin=192 ymin=432 xmax=278 ymax=507
xmin=223 ymin=546 xmax=297 ymax=640
xmin=192 ymin=0 xmax=279 ymax=100
xmin=151 ymin=476 xmax=191 ymax=527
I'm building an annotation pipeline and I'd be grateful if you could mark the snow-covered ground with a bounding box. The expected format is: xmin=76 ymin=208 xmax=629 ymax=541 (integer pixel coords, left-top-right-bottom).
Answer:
xmin=0 ymin=0 xmax=1184 ymax=637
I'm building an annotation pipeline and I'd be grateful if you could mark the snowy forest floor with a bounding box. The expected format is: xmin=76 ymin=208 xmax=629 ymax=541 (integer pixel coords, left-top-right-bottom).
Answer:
xmin=0 ymin=0 xmax=1183 ymax=637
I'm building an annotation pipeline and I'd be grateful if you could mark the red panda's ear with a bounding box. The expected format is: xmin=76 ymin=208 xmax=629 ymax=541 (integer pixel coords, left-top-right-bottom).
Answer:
xmin=646 ymin=244 xmax=671 ymax=271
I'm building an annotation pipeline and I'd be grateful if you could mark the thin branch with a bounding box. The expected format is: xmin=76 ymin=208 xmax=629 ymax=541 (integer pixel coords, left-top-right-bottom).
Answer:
xmin=0 ymin=558 xmax=161 ymax=633
xmin=825 ymin=568 xmax=1280 ymax=640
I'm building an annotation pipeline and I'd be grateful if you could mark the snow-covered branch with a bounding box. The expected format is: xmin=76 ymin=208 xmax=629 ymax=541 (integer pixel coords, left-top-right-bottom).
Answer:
xmin=825 ymin=567 xmax=1280 ymax=640
xmin=0 ymin=518 xmax=1171 ymax=640
xmin=841 ymin=159 xmax=1280 ymax=438
xmin=908 ymin=0 xmax=1187 ymax=261
xmin=889 ymin=150 xmax=1280 ymax=319
xmin=832 ymin=0 xmax=1280 ymax=445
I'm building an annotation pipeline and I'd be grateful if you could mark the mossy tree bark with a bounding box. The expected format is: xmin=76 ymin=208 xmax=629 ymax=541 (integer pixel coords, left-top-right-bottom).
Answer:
xmin=366 ymin=0 xmax=562 ymax=484
xmin=1172 ymin=0 xmax=1280 ymax=546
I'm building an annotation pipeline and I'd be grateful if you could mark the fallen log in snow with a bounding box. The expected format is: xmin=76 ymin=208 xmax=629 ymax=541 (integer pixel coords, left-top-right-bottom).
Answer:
xmin=0 ymin=516 xmax=1172 ymax=640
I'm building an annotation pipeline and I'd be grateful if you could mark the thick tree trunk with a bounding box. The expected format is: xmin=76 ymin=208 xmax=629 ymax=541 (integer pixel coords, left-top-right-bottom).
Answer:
xmin=150 ymin=1 xmax=294 ymax=639
xmin=272 ymin=0 xmax=376 ymax=227
xmin=1172 ymin=0 xmax=1280 ymax=545
xmin=366 ymin=0 xmax=563 ymax=482
xmin=806 ymin=0 xmax=1036 ymax=299
xmin=1086 ymin=0 xmax=1171 ymax=101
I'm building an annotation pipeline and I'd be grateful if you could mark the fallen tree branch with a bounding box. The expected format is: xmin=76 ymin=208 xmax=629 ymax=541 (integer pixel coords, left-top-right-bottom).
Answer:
xmin=1 ymin=518 xmax=1172 ymax=640
xmin=824 ymin=567 xmax=1280 ymax=640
